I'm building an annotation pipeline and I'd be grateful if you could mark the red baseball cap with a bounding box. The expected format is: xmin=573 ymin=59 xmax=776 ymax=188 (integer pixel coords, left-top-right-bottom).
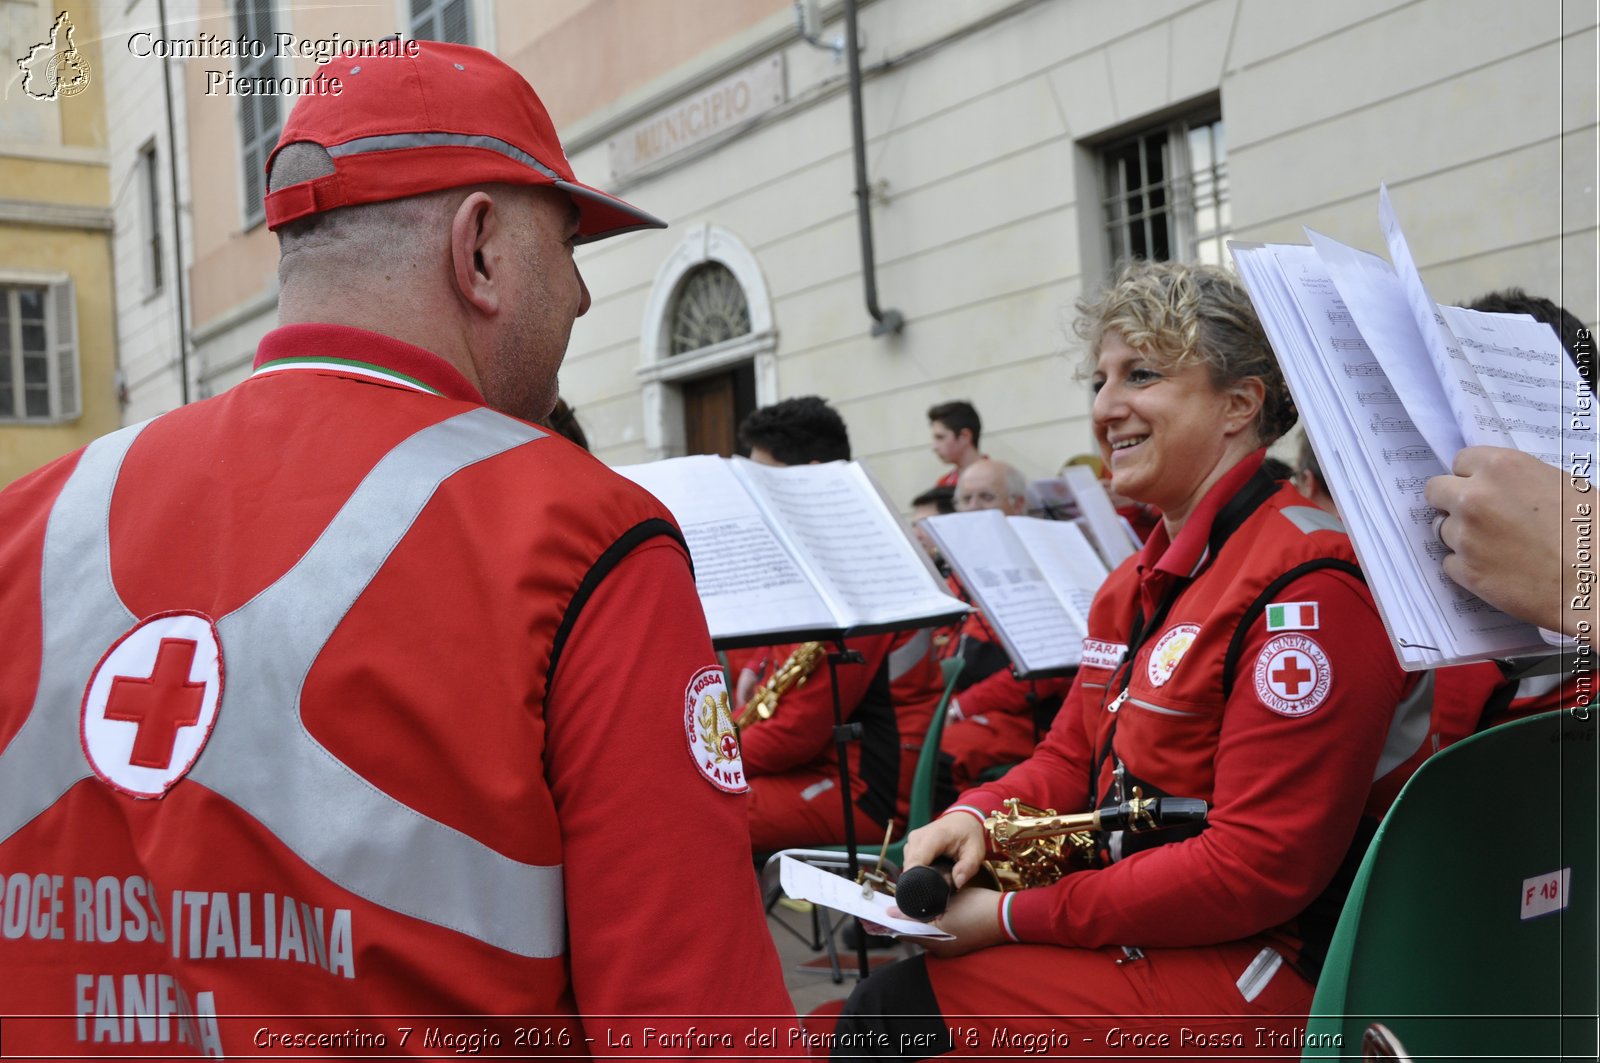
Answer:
xmin=264 ymin=41 xmax=664 ymax=243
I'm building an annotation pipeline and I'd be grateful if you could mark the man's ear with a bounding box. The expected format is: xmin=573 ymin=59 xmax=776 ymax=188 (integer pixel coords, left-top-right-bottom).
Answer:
xmin=1221 ymin=377 xmax=1266 ymax=438
xmin=450 ymin=191 xmax=500 ymax=316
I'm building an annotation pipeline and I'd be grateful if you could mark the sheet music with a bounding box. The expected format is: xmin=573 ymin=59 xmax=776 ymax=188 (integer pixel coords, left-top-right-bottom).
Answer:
xmin=922 ymin=510 xmax=1083 ymax=674
xmin=614 ymin=455 xmax=837 ymax=641
xmin=1439 ymin=306 xmax=1594 ymax=471
xmin=1306 ymin=229 xmax=1467 ymax=464
xmin=732 ymin=459 xmax=965 ymax=628
xmin=1008 ymin=517 xmax=1107 ymax=634
xmin=1060 ymin=465 xmax=1137 ymax=568
xmin=1378 ymin=185 xmax=1512 ymax=455
xmin=1231 ymin=238 xmax=1549 ymax=668
xmin=777 ymin=856 xmax=953 ymax=940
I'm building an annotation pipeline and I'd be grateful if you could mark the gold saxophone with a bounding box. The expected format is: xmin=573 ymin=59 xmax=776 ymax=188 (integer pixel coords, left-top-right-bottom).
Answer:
xmin=974 ymin=790 xmax=1208 ymax=892
xmin=735 ymin=641 xmax=826 ymax=728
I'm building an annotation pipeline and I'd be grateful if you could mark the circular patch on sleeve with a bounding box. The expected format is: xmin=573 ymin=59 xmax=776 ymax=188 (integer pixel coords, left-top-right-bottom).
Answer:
xmin=1253 ymin=633 xmax=1333 ymax=717
xmin=1146 ymin=623 xmax=1201 ymax=688
xmin=81 ymin=611 xmax=224 ymax=799
xmin=684 ymin=665 xmax=748 ymax=793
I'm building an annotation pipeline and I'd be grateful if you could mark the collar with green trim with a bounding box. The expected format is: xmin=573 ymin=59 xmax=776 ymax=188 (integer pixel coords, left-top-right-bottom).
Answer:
xmin=252 ymin=324 xmax=484 ymax=404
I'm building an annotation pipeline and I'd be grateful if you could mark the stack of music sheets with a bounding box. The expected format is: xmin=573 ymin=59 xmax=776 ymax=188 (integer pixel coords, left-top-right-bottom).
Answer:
xmin=1231 ymin=187 xmax=1591 ymax=668
xmin=616 ymin=454 xmax=968 ymax=648
xmin=920 ymin=510 xmax=1108 ymax=678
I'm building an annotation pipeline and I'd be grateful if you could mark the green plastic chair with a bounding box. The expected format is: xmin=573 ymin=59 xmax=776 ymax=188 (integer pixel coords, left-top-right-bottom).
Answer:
xmin=1303 ymin=710 xmax=1597 ymax=1061
xmin=760 ymin=657 xmax=964 ymax=977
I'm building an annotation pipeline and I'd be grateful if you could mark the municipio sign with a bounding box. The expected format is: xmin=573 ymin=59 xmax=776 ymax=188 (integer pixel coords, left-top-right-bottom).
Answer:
xmin=609 ymin=55 xmax=785 ymax=182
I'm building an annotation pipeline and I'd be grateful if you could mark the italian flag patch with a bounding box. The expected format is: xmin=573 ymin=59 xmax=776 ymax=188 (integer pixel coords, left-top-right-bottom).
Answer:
xmin=1266 ymin=601 xmax=1319 ymax=631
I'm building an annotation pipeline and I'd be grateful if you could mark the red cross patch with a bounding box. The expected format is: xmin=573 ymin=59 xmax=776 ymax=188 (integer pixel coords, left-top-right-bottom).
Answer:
xmin=81 ymin=612 xmax=223 ymax=798
xmin=1252 ymin=633 xmax=1332 ymax=717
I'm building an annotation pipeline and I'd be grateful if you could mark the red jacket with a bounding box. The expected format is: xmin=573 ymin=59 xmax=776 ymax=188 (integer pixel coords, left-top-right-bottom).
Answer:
xmin=955 ymin=453 xmax=1413 ymax=980
xmin=0 ymin=325 xmax=793 ymax=1055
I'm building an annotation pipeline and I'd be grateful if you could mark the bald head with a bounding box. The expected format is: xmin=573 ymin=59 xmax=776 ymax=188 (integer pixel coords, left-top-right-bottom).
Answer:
xmin=955 ymin=458 xmax=1027 ymax=516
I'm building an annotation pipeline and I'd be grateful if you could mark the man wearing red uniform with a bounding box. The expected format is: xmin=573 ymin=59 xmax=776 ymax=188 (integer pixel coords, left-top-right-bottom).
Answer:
xmin=733 ymin=398 xmax=946 ymax=851
xmin=928 ymin=401 xmax=985 ymax=490
xmin=937 ymin=459 xmax=1074 ymax=788
xmin=0 ymin=42 xmax=792 ymax=1056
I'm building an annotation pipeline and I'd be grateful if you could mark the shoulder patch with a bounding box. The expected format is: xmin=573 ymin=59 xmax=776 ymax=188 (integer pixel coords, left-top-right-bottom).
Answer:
xmin=1147 ymin=623 xmax=1201 ymax=687
xmin=81 ymin=611 xmax=224 ymax=799
xmin=1265 ymin=601 xmax=1320 ymax=631
xmin=684 ymin=666 xmax=748 ymax=793
xmin=1253 ymin=633 xmax=1332 ymax=717
xmin=1081 ymin=638 xmax=1127 ymax=671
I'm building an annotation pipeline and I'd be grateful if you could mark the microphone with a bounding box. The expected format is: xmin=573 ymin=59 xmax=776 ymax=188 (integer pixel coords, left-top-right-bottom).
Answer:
xmin=895 ymin=858 xmax=956 ymax=922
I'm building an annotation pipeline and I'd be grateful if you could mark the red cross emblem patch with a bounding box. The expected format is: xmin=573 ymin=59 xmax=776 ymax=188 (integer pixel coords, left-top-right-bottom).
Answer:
xmin=81 ymin=612 xmax=224 ymax=798
xmin=1252 ymin=633 xmax=1332 ymax=718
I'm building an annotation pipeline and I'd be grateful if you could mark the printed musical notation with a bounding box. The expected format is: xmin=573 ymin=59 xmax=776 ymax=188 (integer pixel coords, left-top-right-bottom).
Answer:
xmin=1408 ymin=505 xmax=1439 ymax=523
xmin=1502 ymin=417 xmax=1558 ymax=440
xmin=1326 ymin=308 xmax=1354 ymax=327
xmin=1393 ymin=475 xmax=1429 ymax=495
xmin=1356 ymin=388 xmax=1402 ymax=406
xmin=1475 ymin=363 xmax=1547 ymax=388
xmin=1473 ymin=411 xmax=1509 ymax=435
xmin=1331 ymin=337 xmax=1369 ymax=352
xmin=1512 ymin=346 xmax=1561 ymax=367
xmin=1423 ymin=539 xmax=1450 ymax=561
xmin=1460 ymin=378 xmax=1488 ymax=399
xmin=1452 ymin=596 xmax=1493 ymax=616
xmin=1497 ymin=392 xmax=1558 ymax=414
xmin=1371 ymin=415 xmax=1415 ymax=434
xmin=1384 ymin=445 xmax=1435 ymax=463
xmin=1343 ymin=361 xmax=1385 ymax=378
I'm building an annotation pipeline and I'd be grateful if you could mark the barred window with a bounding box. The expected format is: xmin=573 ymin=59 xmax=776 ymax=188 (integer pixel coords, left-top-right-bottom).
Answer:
xmin=410 ymin=0 xmax=472 ymax=44
xmin=235 ymin=0 xmax=281 ymax=228
xmin=0 ymin=281 xmax=79 ymax=423
xmin=670 ymin=263 xmax=751 ymax=356
xmin=1101 ymin=111 xmax=1230 ymax=267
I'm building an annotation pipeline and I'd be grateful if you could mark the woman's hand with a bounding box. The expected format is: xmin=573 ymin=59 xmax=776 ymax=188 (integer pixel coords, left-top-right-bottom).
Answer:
xmin=908 ymin=885 xmax=1007 ymax=958
xmin=903 ymin=811 xmax=988 ymax=889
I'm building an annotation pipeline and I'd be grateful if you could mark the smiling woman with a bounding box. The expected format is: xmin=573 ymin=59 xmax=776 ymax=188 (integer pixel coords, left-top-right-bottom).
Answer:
xmin=833 ymin=261 xmax=1424 ymax=1059
xmin=1078 ymin=262 xmax=1297 ymax=534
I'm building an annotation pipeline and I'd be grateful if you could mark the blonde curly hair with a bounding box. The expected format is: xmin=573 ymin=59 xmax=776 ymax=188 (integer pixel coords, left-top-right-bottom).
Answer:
xmin=1074 ymin=260 xmax=1297 ymax=445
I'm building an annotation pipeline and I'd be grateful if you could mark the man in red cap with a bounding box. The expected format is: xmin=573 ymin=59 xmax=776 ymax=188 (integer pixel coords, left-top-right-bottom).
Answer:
xmin=0 ymin=42 xmax=793 ymax=1055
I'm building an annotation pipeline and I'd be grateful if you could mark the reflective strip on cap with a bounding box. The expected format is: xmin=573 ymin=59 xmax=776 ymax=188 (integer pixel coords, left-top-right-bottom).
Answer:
xmin=327 ymin=131 xmax=564 ymax=181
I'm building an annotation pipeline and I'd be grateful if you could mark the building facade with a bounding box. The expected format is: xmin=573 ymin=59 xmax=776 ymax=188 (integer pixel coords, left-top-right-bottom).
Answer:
xmin=0 ymin=1 xmax=117 ymax=485
xmin=73 ymin=0 xmax=1600 ymax=509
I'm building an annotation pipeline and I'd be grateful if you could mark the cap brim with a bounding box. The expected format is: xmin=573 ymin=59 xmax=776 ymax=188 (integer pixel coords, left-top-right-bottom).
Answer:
xmin=557 ymin=179 xmax=667 ymax=244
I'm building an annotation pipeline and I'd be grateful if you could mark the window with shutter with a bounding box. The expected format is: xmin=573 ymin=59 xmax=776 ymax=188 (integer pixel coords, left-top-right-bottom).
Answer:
xmin=235 ymin=0 xmax=282 ymax=228
xmin=410 ymin=0 xmax=473 ymax=44
xmin=0 ymin=280 xmax=79 ymax=423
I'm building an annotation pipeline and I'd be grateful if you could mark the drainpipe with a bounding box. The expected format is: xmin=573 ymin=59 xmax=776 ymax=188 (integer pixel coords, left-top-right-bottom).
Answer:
xmin=843 ymin=0 xmax=902 ymax=338
xmin=157 ymin=0 xmax=192 ymax=404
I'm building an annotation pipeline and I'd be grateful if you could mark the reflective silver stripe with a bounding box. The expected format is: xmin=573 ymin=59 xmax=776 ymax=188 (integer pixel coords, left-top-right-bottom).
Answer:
xmin=1280 ymin=505 xmax=1346 ymax=535
xmin=6 ymin=409 xmax=568 ymax=959
xmin=1127 ymin=696 xmax=1205 ymax=718
xmin=1236 ymin=946 xmax=1283 ymax=1002
xmin=328 ymin=132 xmax=562 ymax=181
xmin=887 ymin=629 xmax=932 ymax=681
xmin=1373 ymin=669 xmax=1434 ymax=781
xmin=0 ymin=423 xmax=147 ymax=845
